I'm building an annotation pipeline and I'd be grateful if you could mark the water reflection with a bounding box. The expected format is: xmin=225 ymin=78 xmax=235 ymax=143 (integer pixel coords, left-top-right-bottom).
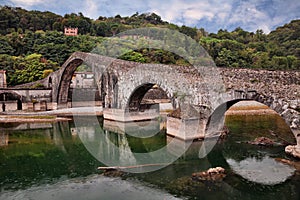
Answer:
xmin=227 ymin=156 xmax=295 ymax=185
xmin=74 ymin=116 xmax=196 ymax=173
xmin=0 ymin=132 xmax=8 ymax=146
xmin=103 ymin=119 xmax=163 ymax=138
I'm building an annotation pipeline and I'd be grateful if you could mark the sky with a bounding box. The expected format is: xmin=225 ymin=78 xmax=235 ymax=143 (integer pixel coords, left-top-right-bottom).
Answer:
xmin=1 ymin=0 xmax=300 ymax=33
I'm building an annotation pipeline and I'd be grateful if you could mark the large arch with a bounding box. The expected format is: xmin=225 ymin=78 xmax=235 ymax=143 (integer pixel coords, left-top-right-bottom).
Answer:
xmin=115 ymin=63 xmax=207 ymax=111
xmin=52 ymin=52 xmax=117 ymax=106
xmin=57 ymin=58 xmax=84 ymax=104
xmin=51 ymin=52 xmax=87 ymax=105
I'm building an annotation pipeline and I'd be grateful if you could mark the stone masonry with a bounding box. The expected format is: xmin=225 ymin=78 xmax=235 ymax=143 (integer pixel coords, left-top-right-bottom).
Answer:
xmin=6 ymin=52 xmax=300 ymax=135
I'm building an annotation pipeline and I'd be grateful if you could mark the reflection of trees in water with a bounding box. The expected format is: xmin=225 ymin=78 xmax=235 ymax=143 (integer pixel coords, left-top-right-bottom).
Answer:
xmin=0 ymin=132 xmax=8 ymax=146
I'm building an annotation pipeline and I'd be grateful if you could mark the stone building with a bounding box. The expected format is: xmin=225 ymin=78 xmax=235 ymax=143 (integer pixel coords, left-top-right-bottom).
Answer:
xmin=0 ymin=70 xmax=7 ymax=88
xmin=70 ymin=72 xmax=95 ymax=88
xmin=64 ymin=27 xmax=78 ymax=36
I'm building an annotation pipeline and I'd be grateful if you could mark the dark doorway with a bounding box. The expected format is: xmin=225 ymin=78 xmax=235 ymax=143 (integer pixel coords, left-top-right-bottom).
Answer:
xmin=17 ymin=99 xmax=22 ymax=110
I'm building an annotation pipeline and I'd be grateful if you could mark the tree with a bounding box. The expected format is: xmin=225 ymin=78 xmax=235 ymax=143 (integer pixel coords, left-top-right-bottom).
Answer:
xmin=271 ymin=56 xmax=290 ymax=70
xmin=0 ymin=38 xmax=14 ymax=54
xmin=13 ymin=54 xmax=58 ymax=85
xmin=252 ymin=52 xmax=271 ymax=69
xmin=180 ymin=25 xmax=197 ymax=40
xmin=215 ymin=48 xmax=238 ymax=67
xmin=119 ymin=51 xmax=146 ymax=63
xmin=94 ymin=21 xmax=109 ymax=36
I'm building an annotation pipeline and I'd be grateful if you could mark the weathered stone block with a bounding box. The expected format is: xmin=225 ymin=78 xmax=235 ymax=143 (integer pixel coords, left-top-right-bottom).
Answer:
xmin=166 ymin=116 xmax=205 ymax=140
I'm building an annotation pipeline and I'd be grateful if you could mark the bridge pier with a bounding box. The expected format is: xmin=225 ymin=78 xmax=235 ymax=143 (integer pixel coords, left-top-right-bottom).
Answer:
xmin=103 ymin=108 xmax=160 ymax=122
xmin=103 ymin=119 xmax=161 ymax=138
xmin=166 ymin=116 xmax=206 ymax=140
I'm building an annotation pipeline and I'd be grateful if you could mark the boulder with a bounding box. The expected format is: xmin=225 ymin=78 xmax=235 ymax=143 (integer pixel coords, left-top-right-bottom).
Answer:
xmin=285 ymin=145 xmax=300 ymax=160
xmin=248 ymin=137 xmax=274 ymax=146
xmin=192 ymin=167 xmax=226 ymax=182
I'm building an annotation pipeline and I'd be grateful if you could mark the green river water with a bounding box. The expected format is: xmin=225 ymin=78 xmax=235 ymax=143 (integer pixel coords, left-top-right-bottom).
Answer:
xmin=0 ymin=112 xmax=299 ymax=200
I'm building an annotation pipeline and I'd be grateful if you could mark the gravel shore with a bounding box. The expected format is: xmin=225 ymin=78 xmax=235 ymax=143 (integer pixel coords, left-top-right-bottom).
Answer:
xmin=226 ymin=101 xmax=277 ymax=115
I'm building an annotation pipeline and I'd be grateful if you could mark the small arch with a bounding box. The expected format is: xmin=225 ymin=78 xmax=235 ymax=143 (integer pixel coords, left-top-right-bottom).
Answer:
xmin=127 ymin=83 xmax=155 ymax=111
xmin=206 ymin=99 xmax=295 ymax=141
xmin=0 ymin=91 xmax=23 ymax=101
xmin=126 ymin=83 xmax=171 ymax=112
xmin=0 ymin=91 xmax=23 ymax=111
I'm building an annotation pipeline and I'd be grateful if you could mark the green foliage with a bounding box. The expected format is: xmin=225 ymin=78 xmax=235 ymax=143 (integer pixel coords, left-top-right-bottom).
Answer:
xmin=43 ymin=69 xmax=53 ymax=78
xmin=0 ymin=37 xmax=14 ymax=54
xmin=0 ymin=6 xmax=63 ymax=34
xmin=119 ymin=51 xmax=146 ymax=63
xmin=201 ymin=21 xmax=300 ymax=69
xmin=118 ymin=48 xmax=190 ymax=66
xmin=5 ymin=53 xmax=59 ymax=85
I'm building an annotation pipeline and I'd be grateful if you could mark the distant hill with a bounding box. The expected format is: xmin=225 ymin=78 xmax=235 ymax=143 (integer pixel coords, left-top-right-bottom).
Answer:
xmin=268 ymin=19 xmax=300 ymax=58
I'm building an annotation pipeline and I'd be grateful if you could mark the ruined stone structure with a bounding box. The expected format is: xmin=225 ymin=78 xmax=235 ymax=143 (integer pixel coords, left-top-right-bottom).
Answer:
xmin=70 ymin=72 xmax=95 ymax=88
xmin=0 ymin=88 xmax=52 ymax=111
xmin=3 ymin=52 xmax=300 ymax=139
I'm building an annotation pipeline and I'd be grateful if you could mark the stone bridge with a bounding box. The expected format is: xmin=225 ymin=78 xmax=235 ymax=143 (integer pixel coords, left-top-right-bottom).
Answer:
xmin=7 ymin=52 xmax=300 ymax=139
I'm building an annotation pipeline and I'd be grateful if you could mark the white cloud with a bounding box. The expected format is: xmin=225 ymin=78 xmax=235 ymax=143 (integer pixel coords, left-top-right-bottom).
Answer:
xmin=184 ymin=8 xmax=215 ymax=21
xmin=83 ymin=0 xmax=99 ymax=19
xmin=148 ymin=0 xmax=232 ymax=27
xmin=10 ymin=0 xmax=43 ymax=6
xmin=227 ymin=1 xmax=274 ymax=33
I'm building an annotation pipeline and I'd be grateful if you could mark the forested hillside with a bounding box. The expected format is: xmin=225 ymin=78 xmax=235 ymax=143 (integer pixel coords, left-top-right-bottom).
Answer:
xmin=0 ymin=6 xmax=299 ymax=86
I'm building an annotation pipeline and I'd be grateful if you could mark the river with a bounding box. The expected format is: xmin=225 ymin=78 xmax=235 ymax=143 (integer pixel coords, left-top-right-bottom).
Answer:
xmin=0 ymin=102 xmax=299 ymax=200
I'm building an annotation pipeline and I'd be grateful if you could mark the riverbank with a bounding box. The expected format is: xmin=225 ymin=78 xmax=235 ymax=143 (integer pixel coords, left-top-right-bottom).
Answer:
xmin=0 ymin=115 xmax=72 ymax=123
xmin=225 ymin=101 xmax=277 ymax=116
xmin=0 ymin=107 xmax=103 ymax=123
